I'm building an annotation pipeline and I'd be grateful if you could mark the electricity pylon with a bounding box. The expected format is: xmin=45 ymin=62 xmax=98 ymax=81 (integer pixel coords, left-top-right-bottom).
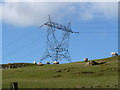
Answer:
xmin=40 ymin=16 xmax=79 ymax=63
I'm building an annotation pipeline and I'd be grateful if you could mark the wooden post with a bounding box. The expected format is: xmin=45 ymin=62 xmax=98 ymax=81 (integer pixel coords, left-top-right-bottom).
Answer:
xmin=10 ymin=82 xmax=18 ymax=90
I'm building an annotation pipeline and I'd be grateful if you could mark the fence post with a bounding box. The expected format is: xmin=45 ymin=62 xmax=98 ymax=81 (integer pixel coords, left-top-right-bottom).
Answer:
xmin=10 ymin=82 xmax=18 ymax=90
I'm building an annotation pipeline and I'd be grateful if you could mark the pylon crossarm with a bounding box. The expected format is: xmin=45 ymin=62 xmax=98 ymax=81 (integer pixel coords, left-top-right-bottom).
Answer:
xmin=44 ymin=22 xmax=73 ymax=33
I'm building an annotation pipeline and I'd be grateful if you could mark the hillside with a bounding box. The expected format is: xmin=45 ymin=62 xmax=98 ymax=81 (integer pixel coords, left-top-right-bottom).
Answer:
xmin=2 ymin=56 xmax=119 ymax=88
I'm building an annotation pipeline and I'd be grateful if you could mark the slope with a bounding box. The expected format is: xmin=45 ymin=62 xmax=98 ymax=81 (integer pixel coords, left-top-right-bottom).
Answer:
xmin=2 ymin=56 xmax=119 ymax=88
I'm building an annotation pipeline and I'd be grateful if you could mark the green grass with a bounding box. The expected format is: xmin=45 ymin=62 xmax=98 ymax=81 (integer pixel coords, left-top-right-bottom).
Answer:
xmin=2 ymin=56 xmax=119 ymax=88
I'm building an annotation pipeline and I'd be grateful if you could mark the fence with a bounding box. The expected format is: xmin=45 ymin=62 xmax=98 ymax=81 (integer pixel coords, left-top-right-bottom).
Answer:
xmin=1 ymin=82 xmax=119 ymax=90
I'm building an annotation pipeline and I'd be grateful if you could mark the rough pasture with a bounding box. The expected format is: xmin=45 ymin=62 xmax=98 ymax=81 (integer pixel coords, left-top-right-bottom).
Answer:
xmin=2 ymin=56 xmax=119 ymax=88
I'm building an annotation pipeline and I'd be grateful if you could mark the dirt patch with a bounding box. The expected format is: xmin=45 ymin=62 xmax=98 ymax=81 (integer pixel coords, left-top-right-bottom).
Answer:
xmin=81 ymin=71 xmax=95 ymax=74
xmin=53 ymin=75 xmax=61 ymax=77
xmin=99 ymin=62 xmax=106 ymax=64
xmin=55 ymin=70 xmax=62 ymax=72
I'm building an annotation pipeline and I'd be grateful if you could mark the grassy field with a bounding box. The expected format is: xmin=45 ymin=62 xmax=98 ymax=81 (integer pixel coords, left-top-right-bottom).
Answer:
xmin=2 ymin=56 xmax=119 ymax=88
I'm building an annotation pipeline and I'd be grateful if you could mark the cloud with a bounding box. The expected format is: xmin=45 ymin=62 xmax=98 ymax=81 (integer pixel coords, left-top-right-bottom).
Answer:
xmin=0 ymin=4 xmax=2 ymax=21
xmin=2 ymin=2 xmax=57 ymax=26
xmin=0 ymin=2 xmax=118 ymax=27
xmin=3 ymin=0 xmax=119 ymax=2
xmin=79 ymin=11 xmax=94 ymax=21
xmin=79 ymin=2 xmax=118 ymax=22
xmin=91 ymin=3 xmax=118 ymax=19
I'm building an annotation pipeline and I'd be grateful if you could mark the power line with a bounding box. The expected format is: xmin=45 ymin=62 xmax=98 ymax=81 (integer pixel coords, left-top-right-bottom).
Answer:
xmin=13 ymin=45 xmax=46 ymax=62
xmin=3 ymin=25 xmax=44 ymax=48
xmin=3 ymin=33 xmax=46 ymax=59
xmin=78 ymin=32 xmax=118 ymax=33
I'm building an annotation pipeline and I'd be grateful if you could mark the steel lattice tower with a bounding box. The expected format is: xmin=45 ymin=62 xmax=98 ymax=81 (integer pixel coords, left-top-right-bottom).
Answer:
xmin=40 ymin=16 xmax=79 ymax=63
